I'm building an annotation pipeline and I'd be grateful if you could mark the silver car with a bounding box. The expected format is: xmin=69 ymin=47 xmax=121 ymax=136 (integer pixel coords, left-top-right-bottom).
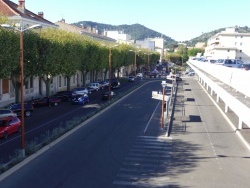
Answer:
xmin=0 ymin=109 xmax=17 ymax=118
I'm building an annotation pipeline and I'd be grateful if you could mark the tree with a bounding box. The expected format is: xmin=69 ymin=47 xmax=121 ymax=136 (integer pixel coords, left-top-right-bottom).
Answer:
xmin=188 ymin=48 xmax=204 ymax=57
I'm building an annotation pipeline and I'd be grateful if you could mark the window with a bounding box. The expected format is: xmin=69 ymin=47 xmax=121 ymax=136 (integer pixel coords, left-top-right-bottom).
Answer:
xmin=240 ymin=42 xmax=242 ymax=46
xmin=30 ymin=77 xmax=33 ymax=88
xmin=227 ymin=50 xmax=230 ymax=52
xmin=59 ymin=76 xmax=62 ymax=87
xmin=64 ymin=77 xmax=67 ymax=87
xmin=240 ymin=50 xmax=242 ymax=53
xmin=2 ymin=79 xmax=9 ymax=94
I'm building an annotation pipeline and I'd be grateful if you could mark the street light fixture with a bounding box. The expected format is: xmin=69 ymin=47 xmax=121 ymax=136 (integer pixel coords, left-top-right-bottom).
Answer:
xmin=161 ymin=80 xmax=167 ymax=129
xmin=129 ymin=50 xmax=141 ymax=76
xmin=0 ymin=24 xmax=42 ymax=157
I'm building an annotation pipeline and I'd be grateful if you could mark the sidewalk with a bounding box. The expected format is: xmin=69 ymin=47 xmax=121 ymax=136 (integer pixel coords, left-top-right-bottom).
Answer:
xmin=173 ymin=74 xmax=250 ymax=150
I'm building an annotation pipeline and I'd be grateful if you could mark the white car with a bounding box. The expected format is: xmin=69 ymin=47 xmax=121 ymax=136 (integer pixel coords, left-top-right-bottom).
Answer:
xmin=215 ymin=59 xmax=244 ymax=68
xmin=136 ymin=73 xmax=143 ymax=78
xmin=72 ymin=87 xmax=89 ymax=96
xmin=88 ymin=82 xmax=101 ymax=91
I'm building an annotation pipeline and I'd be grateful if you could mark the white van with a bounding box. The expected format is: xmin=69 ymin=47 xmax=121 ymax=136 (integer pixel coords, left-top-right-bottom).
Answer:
xmin=215 ymin=59 xmax=244 ymax=68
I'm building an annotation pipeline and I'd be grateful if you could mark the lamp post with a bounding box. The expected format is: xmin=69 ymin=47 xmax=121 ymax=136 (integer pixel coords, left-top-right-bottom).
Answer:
xmin=0 ymin=24 xmax=42 ymax=157
xmin=161 ymin=80 xmax=167 ymax=129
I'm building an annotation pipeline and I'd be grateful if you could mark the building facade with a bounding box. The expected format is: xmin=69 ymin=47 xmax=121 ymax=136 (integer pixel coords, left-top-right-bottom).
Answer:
xmin=204 ymin=28 xmax=250 ymax=63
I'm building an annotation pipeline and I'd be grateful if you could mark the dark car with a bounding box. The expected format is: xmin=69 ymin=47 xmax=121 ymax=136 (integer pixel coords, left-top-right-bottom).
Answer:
xmin=5 ymin=103 xmax=34 ymax=117
xmin=32 ymin=96 xmax=61 ymax=107
xmin=71 ymin=94 xmax=89 ymax=105
xmin=128 ymin=76 xmax=135 ymax=82
xmin=111 ymin=80 xmax=120 ymax=89
xmin=102 ymin=91 xmax=115 ymax=100
xmin=53 ymin=91 xmax=73 ymax=102
xmin=0 ymin=116 xmax=21 ymax=139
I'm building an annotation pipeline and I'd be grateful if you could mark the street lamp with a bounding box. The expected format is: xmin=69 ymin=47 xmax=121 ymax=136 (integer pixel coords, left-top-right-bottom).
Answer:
xmin=0 ymin=24 xmax=42 ymax=157
xmin=129 ymin=50 xmax=141 ymax=76
xmin=161 ymin=80 xmax=167 ymax=129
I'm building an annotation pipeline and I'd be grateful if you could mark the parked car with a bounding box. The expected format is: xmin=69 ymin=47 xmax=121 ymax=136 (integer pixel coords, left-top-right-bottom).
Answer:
xmin=128 ymin=76 xmax=135 ymax=82
xmin=237 ymin=63 xmax=250 ymax=70
xmin=32 ymin=96 xmax=61 ymax=107
xmin=0 ymin=116 xmax=21 ymax=139
xmin=71 ymin=94 xmax=90 ymax=105
xmin=203 ymin=59 xmax=217 ymax=63
xmin=102 ymin=91 xmax=115 ymax=100
xmin=111 ymin=80 xmax=120 ymax=89
xmin=88 ymin=82 xmax=101 ymax=92
xmin=72 ymin=87 xmax=89 ymax=96
xmin=99 ymin=81 xmax=109 ymax=88
xmin=4 ymin=103 xmax=34 ymax=117
xmin=215 ymin=59 xmax=244 ymax=68
xmin=0 ymin=109 xmax=17 ymax=119
xmin=149 ymin=69 xmax=159 ymax=78
xmin=136 ymin=73 xmax=143 ymax=78
xmin=53 ymin=91 xmax=73 ymax=102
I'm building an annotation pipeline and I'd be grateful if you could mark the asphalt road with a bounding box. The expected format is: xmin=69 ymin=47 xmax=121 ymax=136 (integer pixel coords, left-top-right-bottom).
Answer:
xmin=0 ymin=80 xmax=162 ymax=187
xmin=0 ymin=79 xmax=142 ymax=164
xmin=1 ymin=77 xmax=250 ymax=188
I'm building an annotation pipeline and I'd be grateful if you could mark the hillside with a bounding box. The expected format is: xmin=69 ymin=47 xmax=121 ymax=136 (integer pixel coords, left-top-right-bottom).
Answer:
xmin=186 ymin=26 xmax=250 ymax=47
xmin=72 ymin=21 xmax=250 ymax=48
xmin=72 ymin=21 xmax=177 ymax=47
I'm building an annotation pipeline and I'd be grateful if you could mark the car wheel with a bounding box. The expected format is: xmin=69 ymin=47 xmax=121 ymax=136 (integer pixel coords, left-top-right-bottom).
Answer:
xmin=17 ymin=126 xmax=21 ymax=133
xmin=25 ymin=111 xmax=31 ymax=117
xmin=4 ymin=132 xmax=8 ymax=139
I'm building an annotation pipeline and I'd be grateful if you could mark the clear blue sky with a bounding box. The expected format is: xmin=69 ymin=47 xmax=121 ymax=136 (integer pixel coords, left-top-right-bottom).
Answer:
xmin=13 ymin=0 xmax=250 ymax=41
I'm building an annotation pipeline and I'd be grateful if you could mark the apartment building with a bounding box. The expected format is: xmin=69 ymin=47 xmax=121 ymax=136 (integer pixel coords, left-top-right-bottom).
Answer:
xmin=204 ymin=27 xmax=250 ymax=63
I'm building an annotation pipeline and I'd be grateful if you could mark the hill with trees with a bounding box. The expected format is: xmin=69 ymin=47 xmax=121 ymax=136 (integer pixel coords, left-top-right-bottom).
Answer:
xmin=72 ymin=21 xmax=250 ymax=49
xmin=72 ymin=21 xmax=177 ymax=48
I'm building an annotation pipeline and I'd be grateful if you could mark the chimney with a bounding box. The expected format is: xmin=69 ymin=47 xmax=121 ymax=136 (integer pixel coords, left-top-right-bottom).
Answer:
xmin=17 ymin=0 xmax=25 ymax=13
xmin=38 ymin=12 xmax=44 ymax=18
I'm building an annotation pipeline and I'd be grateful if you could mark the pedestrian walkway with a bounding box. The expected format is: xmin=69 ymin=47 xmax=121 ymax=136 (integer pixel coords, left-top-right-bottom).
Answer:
xmin=174 ymin=74 xmax=250 ymax=150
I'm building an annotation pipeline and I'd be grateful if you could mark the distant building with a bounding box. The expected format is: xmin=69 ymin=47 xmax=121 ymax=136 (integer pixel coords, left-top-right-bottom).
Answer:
xmin=204 ymin=27 xmax=250 ymax=63
xmin=136 ymin=39 xmax=155 ymax=50
xmin=104 ymin=30 xmax=131 ymax=41
xmin=0 ymin=0 xmax=57 ymax=29
xmin=56 ymin=20 xmax=116 ymax=43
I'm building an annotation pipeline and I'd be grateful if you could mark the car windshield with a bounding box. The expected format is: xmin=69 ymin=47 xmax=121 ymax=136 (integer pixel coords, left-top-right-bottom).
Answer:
xmin=217 ymin=59 xmax=224 ymax=63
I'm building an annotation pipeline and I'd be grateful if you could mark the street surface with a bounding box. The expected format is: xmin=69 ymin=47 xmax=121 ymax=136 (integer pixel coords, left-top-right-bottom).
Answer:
xmin=0 ymin=77 xmax=250 ymax=188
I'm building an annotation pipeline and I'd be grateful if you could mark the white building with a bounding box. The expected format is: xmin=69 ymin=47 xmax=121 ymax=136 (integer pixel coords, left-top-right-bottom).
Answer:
xmin=204 ymin=28 xmax=250 ymax=63
xmin=104 ymin=30 xmax=131 ymax=41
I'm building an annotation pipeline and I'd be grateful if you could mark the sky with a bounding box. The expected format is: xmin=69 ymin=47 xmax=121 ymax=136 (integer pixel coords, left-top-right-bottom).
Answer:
xmin=12 ymin=0 xmax=250 ymax=41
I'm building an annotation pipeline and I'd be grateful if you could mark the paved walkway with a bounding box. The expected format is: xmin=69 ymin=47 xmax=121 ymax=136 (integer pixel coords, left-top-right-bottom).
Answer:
xmin=174 ymin=74 xmax=250 ymax=150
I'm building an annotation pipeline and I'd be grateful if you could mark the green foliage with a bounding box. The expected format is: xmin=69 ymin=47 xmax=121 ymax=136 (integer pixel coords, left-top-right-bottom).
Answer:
xmin=0 ymin=28 xmax=19 ymax=79
xmin=0 ymin=13 xmax=8 ymax=24
xmin=188 ymin=48 xmax=204 ymax=57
